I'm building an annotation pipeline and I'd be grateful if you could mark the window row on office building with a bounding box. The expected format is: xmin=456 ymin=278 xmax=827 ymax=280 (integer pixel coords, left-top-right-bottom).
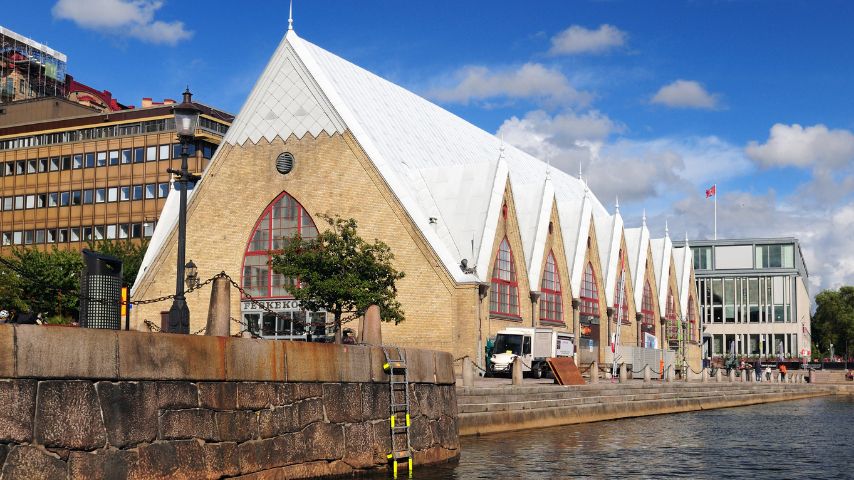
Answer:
xmin=696 ymin=275 xmax=795 ymax=324
xmin=1 ymin=182 xmax=171 ymax=211
xmin=1 ymin=141 xmax=217 ymax=176
xmin=1 ymin=220 xmax=157 ymax=246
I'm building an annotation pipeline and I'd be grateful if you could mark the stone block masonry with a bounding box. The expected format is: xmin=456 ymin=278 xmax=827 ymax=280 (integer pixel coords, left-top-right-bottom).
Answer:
xmin=0 ymin=324 xmax=459 ymax=479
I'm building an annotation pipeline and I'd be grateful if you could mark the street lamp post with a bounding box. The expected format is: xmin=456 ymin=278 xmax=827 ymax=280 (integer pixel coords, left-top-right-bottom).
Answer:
xmin=165 ymin=88 xmax=201 ymax=334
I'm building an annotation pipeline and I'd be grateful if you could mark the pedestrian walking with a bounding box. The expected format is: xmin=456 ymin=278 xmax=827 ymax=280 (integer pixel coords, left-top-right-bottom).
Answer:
xmin=779 ymin=363 xmax=788 ymax=381
xmin=754 ymin=359 xmax=762 ymax=382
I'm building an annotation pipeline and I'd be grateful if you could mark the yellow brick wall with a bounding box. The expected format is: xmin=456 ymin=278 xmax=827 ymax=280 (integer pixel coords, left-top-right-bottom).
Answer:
xmin=131 ymin=131 xmax=461 ymax=354
xmin=534 ymin=200 xmax=573 ymax=334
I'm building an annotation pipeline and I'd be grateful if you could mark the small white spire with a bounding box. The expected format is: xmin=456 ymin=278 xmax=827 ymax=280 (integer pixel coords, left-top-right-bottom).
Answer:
xmin=665 ymin=219 xmax=670 ymax=238
xmin=614 ymin=196 xmax=620 ymax=214
xmin=685 ymin=231 xmax=689 ymax=245
xmin=288 ymin=0 xmax=294 ymax=31
xmin=578 ymin=160 xmax=583 ymax=180
xmin=546 ymin=159 xmax=552 ymax=180
xmin=642 ymin=209 xmax=647 ymax=227
xmin=498 ymin=134 xmax=506 ymax=161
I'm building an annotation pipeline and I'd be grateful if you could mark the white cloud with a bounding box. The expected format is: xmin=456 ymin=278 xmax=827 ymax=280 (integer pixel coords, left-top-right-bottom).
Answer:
xmin=548 ymin=24 xmax=627 ymax=55
xmin=745 ymin=123 xmax=854 ymax=169
xmin=651 ymin=80 xmax=720 ymax=109
xmin=498 ymin=109 xmax=750 ymax=204
xmin=664 ymin=190 xmax=854 ymax=296
xmin=427 ymin=63 xmax=591 ymax=107
xmin=52 ymin=0 xmax=192 ymax=45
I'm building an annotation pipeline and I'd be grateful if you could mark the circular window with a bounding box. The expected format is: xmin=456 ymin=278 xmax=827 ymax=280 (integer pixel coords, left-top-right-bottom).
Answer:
xmin=276 ymin=152 xmax=295 ymax=175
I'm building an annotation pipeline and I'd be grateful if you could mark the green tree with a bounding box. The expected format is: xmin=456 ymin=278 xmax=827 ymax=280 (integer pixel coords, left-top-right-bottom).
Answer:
xmin=271 ymin=214 xmax=405 ymax=343
xmin=812 ymin=286 xmax=854 ymax=360
xmin=0 ymin=247 xmax=82 ymax=320
xmin=87 ymin=238 xmax=150 ymax=287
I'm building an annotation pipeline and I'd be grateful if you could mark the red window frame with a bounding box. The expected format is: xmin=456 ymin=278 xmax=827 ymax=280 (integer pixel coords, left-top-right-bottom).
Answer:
xmin=665 ymin=289 xmax=678 ymax=341
xmin=688 ymin=296 xmax=697 ymax=342
xmin=641 ymin=280 xmax=655 ymax=333
xmin=490 ymin=238 xmax=520 ymax=317
xmin=241 ymin=191 xmax=318 ymax=299
xmin=539 ymin=251 xmax=563 ymax=324
xmin=580 ymin=262 xmax=599 ymax=317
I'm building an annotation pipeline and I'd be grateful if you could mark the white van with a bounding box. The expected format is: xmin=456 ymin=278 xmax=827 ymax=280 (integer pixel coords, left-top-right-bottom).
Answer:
xmin=489 ymin=327 xmax=574 ymax=378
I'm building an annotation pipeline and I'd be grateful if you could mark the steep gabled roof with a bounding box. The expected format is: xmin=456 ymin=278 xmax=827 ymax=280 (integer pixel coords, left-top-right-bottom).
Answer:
xmin=138 ymin=29 xmax=610 ymax=290
xmin=651 ymin=234 xmax=674 ymax=310
xmin=593 ymin=207 xmax=624 ymax=305
xmin=564 ymin=191 xmax=595 ymax=296
xmin=516 ymin=176 xmax=555 ymax=291
xmin=624 ymin=222 xmax=651 ymax=308
xmin=673 ymin=240 xmax=693 ymax=317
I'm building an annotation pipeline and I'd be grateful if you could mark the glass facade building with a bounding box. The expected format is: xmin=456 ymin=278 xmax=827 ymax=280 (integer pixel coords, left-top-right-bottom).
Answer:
xmin=673 ymin=238 xmax=810 ymax=361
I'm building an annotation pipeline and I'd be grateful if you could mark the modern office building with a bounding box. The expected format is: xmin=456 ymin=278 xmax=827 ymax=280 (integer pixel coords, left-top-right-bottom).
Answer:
xmin=0 ymin=93 xmax=232 ymax=251
xmin=673 ymin=238 xmax=810 ymax=361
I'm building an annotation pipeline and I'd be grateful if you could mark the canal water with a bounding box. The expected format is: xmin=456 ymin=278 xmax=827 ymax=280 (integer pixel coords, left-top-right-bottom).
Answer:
xmin=388 ymin=396 xmax=854 ymax=479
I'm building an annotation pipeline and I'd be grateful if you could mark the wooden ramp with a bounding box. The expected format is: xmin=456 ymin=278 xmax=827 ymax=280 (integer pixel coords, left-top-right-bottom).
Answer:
xmin=547 ymin=357 xmax=585 ymax=385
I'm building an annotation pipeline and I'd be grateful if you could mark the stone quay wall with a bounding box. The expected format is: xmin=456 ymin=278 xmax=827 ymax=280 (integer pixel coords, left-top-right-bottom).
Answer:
xmin=0 ymin=324 xmax=459 ymax=479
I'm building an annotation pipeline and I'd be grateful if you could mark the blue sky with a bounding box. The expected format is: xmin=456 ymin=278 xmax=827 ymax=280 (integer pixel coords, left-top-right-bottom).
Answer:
xmin=9 ymin=0 xmax=854 ymax=292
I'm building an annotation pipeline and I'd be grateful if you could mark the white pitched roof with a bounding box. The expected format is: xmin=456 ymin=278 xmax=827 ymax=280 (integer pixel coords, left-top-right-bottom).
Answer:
xmin=593 ymin=208 xmax=624 ymax=305
xmin=136 ymin=29 xmax=610 ymax=291
xmin=564 ymin=189 xmax=594 ymax=297
xmin=673 ymin=243 xmax=693 ymax=317
xmin=650 ymin=235 xmax=674 ymax=310
xmin=624 ymin=223 xmax=651 ymax=308
xmin=229 ymin=30 xmax=608 ymax=283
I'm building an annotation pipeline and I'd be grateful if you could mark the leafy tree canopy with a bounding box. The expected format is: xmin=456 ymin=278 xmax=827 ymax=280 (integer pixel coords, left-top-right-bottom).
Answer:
xmin=0 ymin=239 xmax=149 ymax=321
xmin=812 ymin=286 xmax=854 ymax=358
xmin=0 ymin=247 xmax=82 ymax=319
xmin=271 ymin=214 xmax=405 ymax=343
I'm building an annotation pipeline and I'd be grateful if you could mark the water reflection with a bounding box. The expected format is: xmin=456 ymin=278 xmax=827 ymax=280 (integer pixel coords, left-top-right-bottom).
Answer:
xmin=370 ymin=396 xmax=854 ymax=479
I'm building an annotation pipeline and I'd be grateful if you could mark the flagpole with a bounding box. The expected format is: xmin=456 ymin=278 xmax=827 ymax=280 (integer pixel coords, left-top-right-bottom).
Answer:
xmin=714 ymin=184 xmax=717 ymax=240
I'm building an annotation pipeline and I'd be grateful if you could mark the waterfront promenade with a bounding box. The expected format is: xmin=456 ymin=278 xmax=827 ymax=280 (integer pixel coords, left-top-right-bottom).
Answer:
xmin=457 ymin=378 xmax=836 ymax=436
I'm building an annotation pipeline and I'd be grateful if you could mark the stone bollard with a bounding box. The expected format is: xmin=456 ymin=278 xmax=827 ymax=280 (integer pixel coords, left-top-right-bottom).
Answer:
xmin=643 ymin=365 xmax=651 ymax=383
xmin=729 ymin=369 xmax=737 ymax=382
xmin=743 ymin=370 xmax=749 ymax=383
xmin=590 ymin=361 xmax=599 ymax=384
xmin=664 ymin=365 xmax=672 ymax=383
xmin=619 ymin=363 xmax=628 ymax=383
xmin=716 ymin=369 xmax=722 ymax=382
xmin=462 ymin=357 xmax=474 ymax=387
xmin=360 ymin=305 xmax=383 ymax=345
xmin=701 ymin=368 xmax=708 ymax=383
xmin=512 ymin=357 xmax=523 ymax=385
xmin=205 ymin=276 xmax=231 ymax=337
xmin=772 ymin=371 xmax=779 ymax=383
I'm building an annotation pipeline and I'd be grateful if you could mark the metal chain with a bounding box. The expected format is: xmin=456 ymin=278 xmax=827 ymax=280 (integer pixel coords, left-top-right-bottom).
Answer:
xmin=220 ymin=273 xmax=357 ymax=330
xmin=130 ymin=272 xmax=222 ymax=306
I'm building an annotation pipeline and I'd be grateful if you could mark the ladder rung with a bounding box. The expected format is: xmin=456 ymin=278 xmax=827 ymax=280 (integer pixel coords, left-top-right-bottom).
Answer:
xmin=389 ymin=450 xmax=410 ymax=460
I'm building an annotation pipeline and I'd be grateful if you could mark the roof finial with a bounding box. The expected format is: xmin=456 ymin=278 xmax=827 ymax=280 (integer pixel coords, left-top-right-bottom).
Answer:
xmin=615 ymin=196 xmax=620 ymax=214
xmin=546 ymin=159 xmax=552 ymax=180
xmin=288 ymin=0 xmax=294 ymax=31
xmin=642 ymin=209 xmax=647 ymax=227
xmin=665 ymin=219 xmax=670 ymax=238
xmin=685 ymin=231 xmax=689 ymax=245
xmin=498 ymin=133 xmax=505 ymax=160
xmin=578 ymin=160 xmax=583 ymax=180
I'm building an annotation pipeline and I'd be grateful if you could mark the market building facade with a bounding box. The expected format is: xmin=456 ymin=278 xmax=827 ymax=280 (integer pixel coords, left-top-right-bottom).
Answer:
xmin=131 ymin=25 xmax=700 ymax=372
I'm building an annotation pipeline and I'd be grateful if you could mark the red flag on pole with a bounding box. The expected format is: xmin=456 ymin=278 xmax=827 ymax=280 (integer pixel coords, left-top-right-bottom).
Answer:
xmin=705 ymin=185 xmax=716 ymax=198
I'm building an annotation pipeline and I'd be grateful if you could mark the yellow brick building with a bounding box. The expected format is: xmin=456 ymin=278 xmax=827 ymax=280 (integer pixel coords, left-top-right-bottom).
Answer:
xmin=131 ymin=26 xmax=701 ymax=373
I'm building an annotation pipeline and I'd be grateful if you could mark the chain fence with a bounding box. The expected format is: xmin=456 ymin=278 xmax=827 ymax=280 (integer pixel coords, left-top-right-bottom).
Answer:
xmin=128 ymin=271 xmax=364 ymax=336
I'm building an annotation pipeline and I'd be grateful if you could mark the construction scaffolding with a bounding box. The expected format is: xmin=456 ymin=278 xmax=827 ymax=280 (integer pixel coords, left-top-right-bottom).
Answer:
xmin=0 ymin=26 xmax=67 ymax=103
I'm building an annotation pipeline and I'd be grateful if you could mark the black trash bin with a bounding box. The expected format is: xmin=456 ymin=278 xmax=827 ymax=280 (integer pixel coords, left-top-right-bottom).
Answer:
xmin=80 ymin=249 xmax=123 ymax=329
